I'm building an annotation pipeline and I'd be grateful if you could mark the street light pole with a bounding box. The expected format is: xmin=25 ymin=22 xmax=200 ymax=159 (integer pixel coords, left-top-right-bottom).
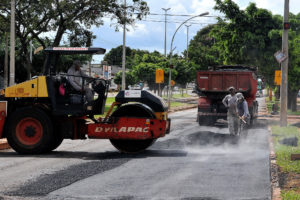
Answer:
xmin=168 ymin=12 xmax=209 ymax=109
xmin=162 ymin=8 xmax=170 ymax=57
xmin=185 ymin=24 xmax=191 ymax=60
xmin=121 ymin=0 xmax=126 ymax=90
xmin=9 ymin=0 xmax=15 ymax=86
xmin=280 ymin=0 xmax=289 ymax=126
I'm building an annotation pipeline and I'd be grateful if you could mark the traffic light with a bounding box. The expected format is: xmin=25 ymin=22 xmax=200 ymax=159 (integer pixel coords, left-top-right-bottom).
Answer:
xmin=284 ymin=22 xmax=290 ymax=30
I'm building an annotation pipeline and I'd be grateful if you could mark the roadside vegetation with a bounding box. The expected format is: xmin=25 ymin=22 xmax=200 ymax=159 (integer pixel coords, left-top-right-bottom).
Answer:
xmin=168 ymin=93 xmax=193 ymax=99
xmin=272 ymin=126 xmax=300 ymax=172
xmin=281 ymin=191 xmax=300 ymax=200
xmin=265 ymin=98 xmax=300 ymax=115
xmin=2 ymin=0 xmax=300 ymax=112
xmin=272 ymin=125 xmax=300 ymax=199
xmin=98 ymin=95 xmax=191 ymax=117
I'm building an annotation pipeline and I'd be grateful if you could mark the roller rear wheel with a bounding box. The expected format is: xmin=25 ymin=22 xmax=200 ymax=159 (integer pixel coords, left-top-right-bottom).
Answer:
xmin=7 ymin=107 xmax=54 ymax=154
xmin=110 ymin=104 xmax=156 ymax=153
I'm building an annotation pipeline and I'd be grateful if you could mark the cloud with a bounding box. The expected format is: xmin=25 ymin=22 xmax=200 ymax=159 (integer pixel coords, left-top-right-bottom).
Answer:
xmin=127 ymin=23 xmax=149 ymax=37
xmin=191 ymin=0 xmax=217 ymax=16
xmin=90 ymin=0 xmax=299 ymax=63
xmin=253 ymin=0 xmax=283 ymax=15
xmin=167 ymin=0 xmax=188 ymax=14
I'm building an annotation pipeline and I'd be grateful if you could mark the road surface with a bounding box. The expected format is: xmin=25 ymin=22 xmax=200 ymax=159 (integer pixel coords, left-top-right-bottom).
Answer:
xmin=0 ymin=97 xmax=271 ymax=200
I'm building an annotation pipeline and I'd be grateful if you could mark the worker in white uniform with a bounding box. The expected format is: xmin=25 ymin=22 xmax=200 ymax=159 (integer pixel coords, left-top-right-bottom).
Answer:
xmin=67 ymin=60 xmax=94 ymax=103
xmin=222 ymin=86 xmax=238 ymax=135
xmin=236 ymin=92 xmax=250 ymax=134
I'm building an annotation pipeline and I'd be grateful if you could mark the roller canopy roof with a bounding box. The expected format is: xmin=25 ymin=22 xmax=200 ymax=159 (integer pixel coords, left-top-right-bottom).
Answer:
xmin=44 ymin=47 xmax=106 ymax=55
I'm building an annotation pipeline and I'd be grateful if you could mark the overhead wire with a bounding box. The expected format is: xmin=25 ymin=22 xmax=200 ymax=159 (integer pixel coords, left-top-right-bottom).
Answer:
xmin=140 ymin=19 xmax=216 ymax=25
xmin=137 ymin=12 xmax=223 ymax=18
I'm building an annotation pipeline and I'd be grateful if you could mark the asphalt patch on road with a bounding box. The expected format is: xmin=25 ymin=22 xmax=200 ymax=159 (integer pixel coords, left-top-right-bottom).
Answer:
xmin=290 ymin=122 xmax=300 ymax=128
xmin=184 ymin=131 xmax=241 ymax=146
xmin=109 ymin=196 xmax=135 ymax=200
xmin=181 ymin=197 xmax=220 ymax=200
xmin=5 ymin=157 xmax=131 ymax=197
xmin=152 ymin=138 xmax=185 ymax=149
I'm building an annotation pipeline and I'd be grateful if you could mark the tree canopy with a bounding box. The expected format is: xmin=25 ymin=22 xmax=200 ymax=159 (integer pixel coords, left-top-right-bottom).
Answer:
xmin=187 ymin=0 xmax=300 ymax=110
xmin=0 ymin=0 xmax=148 ymax=80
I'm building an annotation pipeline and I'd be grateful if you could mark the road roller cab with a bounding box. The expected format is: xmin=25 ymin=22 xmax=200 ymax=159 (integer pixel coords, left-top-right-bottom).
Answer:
xmin=0 ymin=47 xmax=171 ymax=154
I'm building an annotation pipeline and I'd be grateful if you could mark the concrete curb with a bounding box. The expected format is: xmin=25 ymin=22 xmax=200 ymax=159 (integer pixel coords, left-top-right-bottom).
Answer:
xmin=0 ymin=139 xmax=10 ymax=150
xmin=268 ymin=126 xmax=282 ymax=200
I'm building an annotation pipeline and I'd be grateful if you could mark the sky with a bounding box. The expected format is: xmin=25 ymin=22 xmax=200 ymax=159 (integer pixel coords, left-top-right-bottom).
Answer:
xmin=91 ymin=0 xmax=300 ymax=63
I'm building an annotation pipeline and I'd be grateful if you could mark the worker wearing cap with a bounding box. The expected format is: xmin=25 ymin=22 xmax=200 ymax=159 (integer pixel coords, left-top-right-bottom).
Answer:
xmin=222 ymin=86 xmax=239 ymax=135
xmin=67 ymin=60 xmax=94 ymax=103
xmin=236 ymin=92 xmax=250 ymax=132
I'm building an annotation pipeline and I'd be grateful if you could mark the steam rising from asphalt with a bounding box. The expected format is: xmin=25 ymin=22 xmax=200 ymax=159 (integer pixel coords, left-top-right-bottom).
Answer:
xmin=180 ymin=121 xmax=269 ymax=163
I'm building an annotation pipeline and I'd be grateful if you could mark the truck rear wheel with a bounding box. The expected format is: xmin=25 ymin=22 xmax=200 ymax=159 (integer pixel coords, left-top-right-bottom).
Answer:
xmin=198 ymin=116 xmax=215 ymax=126
xmin=110 ymin=104 xmax=156 ymax=153
xmin=7 ymin=107 xmax=54 ymax=154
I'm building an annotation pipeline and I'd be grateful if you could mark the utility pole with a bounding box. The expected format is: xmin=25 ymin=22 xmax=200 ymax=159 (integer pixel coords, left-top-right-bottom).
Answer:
xmin=185 ymin=24 xmax=191 ymax=60
xmin=9 ymin=0 xmax=15 ymax=86
xmin=4 ymin=32 xmax=8 ymax=88
xmin=162 ymin=8 xmax=170 ymax=57
xmin=121 ymin=0 xmax=126 ymax=90
xmin=280 ymin=0 xmax=289 ymax=127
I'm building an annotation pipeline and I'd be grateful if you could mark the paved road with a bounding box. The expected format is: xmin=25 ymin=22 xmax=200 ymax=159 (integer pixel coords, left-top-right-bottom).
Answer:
xmin=0 ymin=98 xmax=271 ymax=200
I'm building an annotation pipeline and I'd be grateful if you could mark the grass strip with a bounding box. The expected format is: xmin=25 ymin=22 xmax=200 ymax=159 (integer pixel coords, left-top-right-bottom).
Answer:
xmin=272 ymin=125 xmax=300 ymax=197
xmin=272 ymin=125 xmax=300 ymax=173
xmin=282 ymin=190 xmax=300 ymax=200
xmin=96 ymin=97 xmax=190 ymax=118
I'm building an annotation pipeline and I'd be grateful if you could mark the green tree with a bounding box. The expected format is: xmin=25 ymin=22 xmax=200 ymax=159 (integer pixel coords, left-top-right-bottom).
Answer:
xmin=187 ymin=25 xmax=220 ymax=70
xmin=0 ymin=0 xmax=149 ymax=80
xmin=103 ymin=45 xmax=133 ymax=67
xmin=114 ymin=71 xmax=137 ymax=89
xmin=211 ymin=0 xmax=282 ymax=86
xmin=131 ymin=51 xmax=172 ymax=91
xmin=172 ymin=59 xmax=197 ymax=87
xmin=286 ymin=13 xmax=300 ymax=111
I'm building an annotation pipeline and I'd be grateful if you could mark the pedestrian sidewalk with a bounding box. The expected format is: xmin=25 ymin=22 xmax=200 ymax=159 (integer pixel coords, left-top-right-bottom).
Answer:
xmin=258 ymin=97 xmax=300 ymax=121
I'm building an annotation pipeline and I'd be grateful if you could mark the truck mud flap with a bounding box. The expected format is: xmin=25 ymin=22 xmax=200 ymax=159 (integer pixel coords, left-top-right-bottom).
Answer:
xmin=86 ymin=117 xmax=167 ymax=140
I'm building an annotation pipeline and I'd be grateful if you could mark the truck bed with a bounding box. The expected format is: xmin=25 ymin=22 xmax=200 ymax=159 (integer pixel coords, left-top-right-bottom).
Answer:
xmin=196 ymin=71 xmax=257 ymax=99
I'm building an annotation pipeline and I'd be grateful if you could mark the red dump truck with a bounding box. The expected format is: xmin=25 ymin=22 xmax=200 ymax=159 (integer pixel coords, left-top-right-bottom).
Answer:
xmin=195 ymin=65 xmax=258 ymax=126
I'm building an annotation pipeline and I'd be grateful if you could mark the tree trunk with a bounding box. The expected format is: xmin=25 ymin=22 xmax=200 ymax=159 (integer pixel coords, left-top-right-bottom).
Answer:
xmin=288 ymin=98 xmax=291 ymax=110
xmin=288 ymin=90 xmax=298 ymax=112
xmin=20 ymin=46 xmax=31 ymax=80
xmin=25 ymin=54 xmax=32 ymax=80
xmin=268 ymin=87 xmax=272 ymax=101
